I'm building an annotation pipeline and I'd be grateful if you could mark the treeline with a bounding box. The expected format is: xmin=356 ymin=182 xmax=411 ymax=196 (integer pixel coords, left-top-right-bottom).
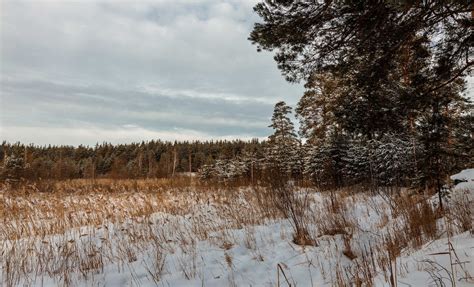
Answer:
xmin=0 ymin=140 xmax=264 ymax=181
xmin=199 ymin=102 xmax=473 ymax=189
xmin=245 ymin=0 xmax=474 ymax=203
xmin=202 ymin=0 xmax=474 ymax=202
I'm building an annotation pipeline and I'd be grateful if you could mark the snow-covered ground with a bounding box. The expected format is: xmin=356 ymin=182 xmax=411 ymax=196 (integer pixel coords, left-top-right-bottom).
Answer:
xmin=381 ymin=232 xmax=474 ymax=287
xmin=452 ymin=168 xmax=474 ymax=192
xmin=1 ymin=172 xmax=473 ymax=286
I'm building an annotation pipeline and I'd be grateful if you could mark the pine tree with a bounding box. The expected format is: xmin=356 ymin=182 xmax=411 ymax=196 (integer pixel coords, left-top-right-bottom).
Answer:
xmin=343 ymin=137 xmax=371 ymax=186
xmin=303 ymin=132 xmax=348 ymax=189
xmin=250 ymin=2 xmax=471 ymax=91
xmin=250 ymin=1 xmax=472 ymax=182
xmin=296 ymin=73 xmax=341 ymax=142
xmin=1 ymin=155 xmax=26 ymax=182
xmin=266 ymin=101 xmax=301 ymax=177
xmin=370 ymin=134 xmax=415 ymax=188
xmin=211 ymin=158 xmax=247 ymax=181
xmin=303 ymin=143 xmax=330 ymax=188
xmin=240 ymin=147 xmax=265 ymax=183
xmin=198 ymin=164 xmax=214 ymax=180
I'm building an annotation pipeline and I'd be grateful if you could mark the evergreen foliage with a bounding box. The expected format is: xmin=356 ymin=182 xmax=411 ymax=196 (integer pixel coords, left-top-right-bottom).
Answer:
xmin=266 ymin=101 xmax=302 ymax=177
xmin=250 ymin=0 xmax=473 ymax=194
xmin=0 ymin=140 xmax=264 ymax=181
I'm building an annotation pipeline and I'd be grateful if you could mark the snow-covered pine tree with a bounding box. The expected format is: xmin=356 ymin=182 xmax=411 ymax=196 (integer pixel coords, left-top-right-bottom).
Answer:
xmin=449 ymin=111 xmax=474 ymax=171
xmin=213 ymin=159 xmax=231 ymax=180
xmin=303 ymin=131 xmax=348 ymax=189
xmin=250 ymin=1 xmax=472 ymax=200
xmin=198 ymin=164 xmax=214 ymax=180
xmin=342 ymin=137 xmax=371 ymax=186
xmin=229 ymin=157 xmax=248 ymax=179
xmin=370 ymin=134 xmax=415 ymax=188
xmin=266 ymin=101 xmax=301 ymax=178
xmin=303 ymin=142 xmax=330 ymax=187
xmin=326 ymin=132 xmax=349 ymax=188
xmin=240 ymin=147 xmax=265 ymax=183
xmin=1 ymin=155 xmax=25 ymax=182
xmin=207 ymin=158 xmax=248 ymax=182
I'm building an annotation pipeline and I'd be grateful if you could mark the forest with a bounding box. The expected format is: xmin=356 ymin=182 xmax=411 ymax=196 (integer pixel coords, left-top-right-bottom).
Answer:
xmin=1 ymin=1 xmax=473 ymax=286
xmin=2 ymin=1 xmax=473 ymax=193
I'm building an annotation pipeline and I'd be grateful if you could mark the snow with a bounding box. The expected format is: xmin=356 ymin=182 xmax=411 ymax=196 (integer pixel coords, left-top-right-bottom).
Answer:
xmin=379 ymin=232 xmax=474 ymax=287
xmin=451 ymin=168 xmax=474 ymax=192
xmin=8 ymin=215 xmax=471 ymax=287
xmin=2 ymin=170 xmax=474 ymax=286
xmin=451 ymin=168 xmax=474 ymax=181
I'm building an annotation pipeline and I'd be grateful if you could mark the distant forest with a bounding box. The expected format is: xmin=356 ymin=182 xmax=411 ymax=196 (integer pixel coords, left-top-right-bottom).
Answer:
xmin=0 ymin=140 xmax=264 ymax=180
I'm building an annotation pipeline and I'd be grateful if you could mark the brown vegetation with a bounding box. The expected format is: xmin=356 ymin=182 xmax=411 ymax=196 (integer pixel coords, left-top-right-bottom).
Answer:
xmin=0 ymin=178 xmax=470 ymax=287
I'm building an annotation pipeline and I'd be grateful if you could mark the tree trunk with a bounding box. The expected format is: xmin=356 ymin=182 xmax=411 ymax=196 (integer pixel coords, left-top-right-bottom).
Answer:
xmin=172 ymin=147 xmax=177 ymax=177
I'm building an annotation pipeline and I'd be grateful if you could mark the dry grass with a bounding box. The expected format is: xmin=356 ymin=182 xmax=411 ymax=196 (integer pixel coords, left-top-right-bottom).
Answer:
xmin=445 ymin=189 xmax=473 ymax=233
xmin=0 ymin=179 xmax=278 ymax=287
xmin=328 ymin=189 xmax=467 ymax=287
xmin=0 ymin=179 xmax=470 ymax=287
xmin=262 ymin=176 xmax=318 ymax=247
xmin=315 ymin=195 xmax=355 ymax=237
xmin=342 ymin=235 xmax=357 ymax=261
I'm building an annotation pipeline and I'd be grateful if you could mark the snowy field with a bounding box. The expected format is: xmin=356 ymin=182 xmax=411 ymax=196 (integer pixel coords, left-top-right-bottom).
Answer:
xmin=1 ymin=172 xmax=473 ymax=287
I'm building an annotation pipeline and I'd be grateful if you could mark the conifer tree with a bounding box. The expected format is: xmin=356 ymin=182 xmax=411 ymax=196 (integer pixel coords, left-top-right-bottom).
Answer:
xmin=342 ymin=137 xmax=371 ymax=186
xmin=296 ymin=73 xmax=341 ymax=142
xmin=250 ymin=1 xmax=472 ymax=193
xmin=266 ymin=101 xmax=301 ymax=177
xmin=0 ymin=155 xmax=25 ymax=182
xmin=370 ymin=134 xmax=415 ymax=188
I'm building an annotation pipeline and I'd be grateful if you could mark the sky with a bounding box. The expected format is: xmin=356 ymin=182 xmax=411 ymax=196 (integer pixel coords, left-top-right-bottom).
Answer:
xmin=1 ymin=1 xmax=472 ymax=147
xmin=0 ymin=0 xmax=304 ymax=146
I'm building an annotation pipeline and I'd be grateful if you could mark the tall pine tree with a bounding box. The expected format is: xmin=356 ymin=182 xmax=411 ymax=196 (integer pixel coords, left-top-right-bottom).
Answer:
xmin=266 ymin=101 xmax=301 ymax=177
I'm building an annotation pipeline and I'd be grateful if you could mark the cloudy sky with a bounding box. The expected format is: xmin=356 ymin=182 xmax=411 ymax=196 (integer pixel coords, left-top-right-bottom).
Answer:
xmin=0 ymin=0 xmax=304 ymax=146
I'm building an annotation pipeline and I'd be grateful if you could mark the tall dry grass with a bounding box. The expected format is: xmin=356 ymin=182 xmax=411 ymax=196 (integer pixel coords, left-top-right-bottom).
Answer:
xmin=1 ymin=179 xmax=470 ymax=287
xmin=1 ymin=178 xmax=279 ymax=286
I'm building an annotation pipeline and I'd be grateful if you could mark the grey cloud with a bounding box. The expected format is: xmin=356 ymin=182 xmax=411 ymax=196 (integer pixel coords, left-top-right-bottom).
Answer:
xmin=1 ymin=77 xmax=271 ymax=135
xmin=0 ymin=0 xmax=304 ymax=145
